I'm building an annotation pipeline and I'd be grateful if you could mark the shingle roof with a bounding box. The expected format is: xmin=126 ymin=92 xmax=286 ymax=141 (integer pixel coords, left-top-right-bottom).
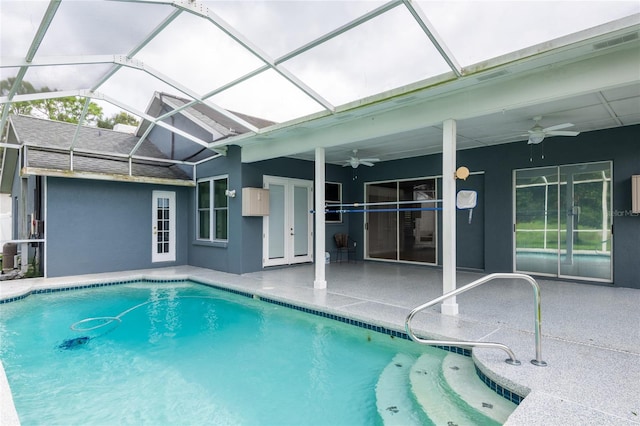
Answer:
xmin=9 ymin=115 xmax=191 ymax=182
xmin=158 ymin=93 xmax=276 ymax=136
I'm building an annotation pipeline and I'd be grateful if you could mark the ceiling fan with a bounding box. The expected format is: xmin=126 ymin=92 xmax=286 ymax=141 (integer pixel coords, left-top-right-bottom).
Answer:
xmin=524 ymin=116 xmax=580 ymax=144
xmin=341 ymin=149 xmax=380 ymax=168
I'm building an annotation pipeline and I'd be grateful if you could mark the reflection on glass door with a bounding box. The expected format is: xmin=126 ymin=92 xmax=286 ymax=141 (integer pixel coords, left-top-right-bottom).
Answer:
xmin=366 ymin=182 xmax=397 ymax=260
xmin=514 ymin=161 xmax=612 ymax=282
xmin=514 ymin=167 xmax=558 ymax=275
xmin=365 ymin=178 xmax=437 ymax=264
xmin=559 ymin=163 xmax=612 ymax=280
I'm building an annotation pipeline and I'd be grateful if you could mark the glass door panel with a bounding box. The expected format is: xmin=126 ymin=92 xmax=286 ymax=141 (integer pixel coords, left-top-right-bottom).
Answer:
xmin=559 ymin=162 xmax=612 ymax=280
xmin=268 ymin=184 xmax=285 ymax=260
xmin=514 ymin=167 xmax=559 ymax=275
xmin=514 ymin=161 xmax=612 ymax=282
xmin=293 ymin=185 xmax=309 ymax=257
xmin=399 ymin=179 xmax=437 ymax=263
xmin=366 ymin=182 xmax=397 ymax=260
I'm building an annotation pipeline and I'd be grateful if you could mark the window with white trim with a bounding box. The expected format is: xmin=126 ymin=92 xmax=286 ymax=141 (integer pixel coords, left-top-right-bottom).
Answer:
xmin=197 ymin=176 xmax=228 ymax=241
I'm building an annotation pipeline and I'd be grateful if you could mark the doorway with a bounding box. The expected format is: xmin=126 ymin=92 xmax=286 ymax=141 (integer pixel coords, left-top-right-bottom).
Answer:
xmin=262 ymin=176 xmax=313 ymax=267
xmin=514 ymin=161 xmax=612 ymax=282
xmin=365 ymin=178 xmax=437 ymax=264
xmin=152 ymin=190 xmax=176 ymax=263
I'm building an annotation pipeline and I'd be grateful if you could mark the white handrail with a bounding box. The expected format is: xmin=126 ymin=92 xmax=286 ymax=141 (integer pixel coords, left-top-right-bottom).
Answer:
xmin=405 ymin=273 xmax=547 ymax=366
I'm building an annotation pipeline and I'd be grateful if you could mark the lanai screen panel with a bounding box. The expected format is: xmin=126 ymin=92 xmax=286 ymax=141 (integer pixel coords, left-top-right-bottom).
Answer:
xmin=1 ymin=0 xmax=639 ymax=149
xmin=417 ymin=0 xmax=640 ymax=67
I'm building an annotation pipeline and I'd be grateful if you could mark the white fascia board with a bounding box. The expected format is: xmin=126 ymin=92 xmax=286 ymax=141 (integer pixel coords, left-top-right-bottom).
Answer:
xmin=241 ymin=45 xmax=640 ymax=163
xmin=21 ymin=167 xmax=195 ymax=187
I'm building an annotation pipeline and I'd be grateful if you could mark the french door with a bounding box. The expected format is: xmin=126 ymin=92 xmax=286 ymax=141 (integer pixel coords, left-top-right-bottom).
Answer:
xmin=514 ymin=161 xmax=612 ymax=282
xmin=152 ymin=191 xmax=176 ymax=263
xmin=263 ymin=176 xmax=313 ymax=267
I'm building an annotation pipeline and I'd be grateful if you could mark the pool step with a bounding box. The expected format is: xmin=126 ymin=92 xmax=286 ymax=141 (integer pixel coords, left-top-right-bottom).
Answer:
xmin=409 ymin=353 xmax=483 ymax=426
xmin=441 ymin=353 xmax=516 ymax=424
xmin=375 ymin=353 xmax=427 ymax=425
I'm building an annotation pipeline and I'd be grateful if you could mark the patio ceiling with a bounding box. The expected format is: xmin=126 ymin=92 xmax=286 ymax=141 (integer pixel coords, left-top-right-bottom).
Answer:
xmin=1 ymin=0 xmax=639 ymax=168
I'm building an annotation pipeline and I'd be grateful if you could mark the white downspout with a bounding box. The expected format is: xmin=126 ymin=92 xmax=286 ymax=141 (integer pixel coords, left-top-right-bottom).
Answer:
xmin=441 ymin=119 xmax=458 ymax=315
xmin=314 ymin=147 xmax=327 ymax=289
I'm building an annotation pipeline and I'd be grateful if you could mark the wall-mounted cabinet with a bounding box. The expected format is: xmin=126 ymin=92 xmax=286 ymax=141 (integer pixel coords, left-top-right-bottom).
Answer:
xmin=242 ymin=188 xmax=269 ymax=216
xmin=633 ymin=175 xmax=640 ymax=213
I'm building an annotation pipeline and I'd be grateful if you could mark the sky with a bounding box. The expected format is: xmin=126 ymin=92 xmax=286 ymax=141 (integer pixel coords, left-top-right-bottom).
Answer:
xmin=1 ymin=0 xmax=639 ymax=124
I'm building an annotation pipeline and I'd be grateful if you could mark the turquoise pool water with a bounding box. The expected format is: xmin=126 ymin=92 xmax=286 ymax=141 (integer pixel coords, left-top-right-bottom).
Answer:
xmin=0 ymin=281 xmax=506 ymax=425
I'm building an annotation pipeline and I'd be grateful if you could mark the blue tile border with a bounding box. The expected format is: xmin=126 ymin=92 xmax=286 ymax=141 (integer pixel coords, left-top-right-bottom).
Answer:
xmin=475 ymin=365 xmax=524 ymax=405
xmin=0 ymin=278 xmax=186 ymax=304
xmin=1 ymin=276 xmax=523 ymax=405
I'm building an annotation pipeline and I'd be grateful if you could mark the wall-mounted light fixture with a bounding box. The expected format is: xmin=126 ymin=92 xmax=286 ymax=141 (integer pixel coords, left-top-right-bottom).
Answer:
xmin=225 ymin=189 xmax=236 ymax=198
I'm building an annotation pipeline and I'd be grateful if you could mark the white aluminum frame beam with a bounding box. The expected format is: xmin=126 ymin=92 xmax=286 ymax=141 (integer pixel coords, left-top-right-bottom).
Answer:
xmin=0 ymin=54 xmax=261 ymax=136
xmin=90 ymin=8 xmax=183 ymax=91
xmin=1 ymin=88 xmax=210 ymax=150
xmin=0 ymin=0 xmax=61 ymax=137
xmin=172 ymin=0 xmax=336 ymax=113
xmin=240 ymin=45 xmax=639 ymax=162
xmin=402 ymin=0 xmax=462 ymax=77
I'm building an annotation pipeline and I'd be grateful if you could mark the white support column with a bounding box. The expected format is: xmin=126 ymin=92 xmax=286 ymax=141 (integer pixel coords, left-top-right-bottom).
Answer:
xmin=441 ymin=119 xmax=458 ymax=315
xmin=314 ymin=147 xmax=327 ymax=289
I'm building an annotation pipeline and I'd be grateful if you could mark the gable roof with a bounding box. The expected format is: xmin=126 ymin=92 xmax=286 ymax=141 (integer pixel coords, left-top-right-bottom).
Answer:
xmin=158 ymin=93 xmax=276 ymax=136
xmin=0 ymin=115 xmax=193 ymax=191
xmin=136 ymin=92 xmax=275 ymax=161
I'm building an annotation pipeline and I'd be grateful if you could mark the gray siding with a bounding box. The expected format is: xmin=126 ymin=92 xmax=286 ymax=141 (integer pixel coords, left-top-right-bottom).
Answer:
xmin=45 ymin=178 xmax=189 ymax=277
xmin=141 ymin=124 xmax=639 ymax=288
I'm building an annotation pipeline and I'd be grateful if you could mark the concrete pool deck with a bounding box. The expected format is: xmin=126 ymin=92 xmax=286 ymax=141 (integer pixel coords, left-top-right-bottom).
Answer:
xmin=1 ymin=263 xmax=639 ymax=425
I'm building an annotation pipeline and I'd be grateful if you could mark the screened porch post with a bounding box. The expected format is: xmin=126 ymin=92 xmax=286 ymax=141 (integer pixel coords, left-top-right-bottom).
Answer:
xmin=314 ymin=147 xmax=327 ymax=289
xmin=441 ymin=119 xmax=459 ymax=315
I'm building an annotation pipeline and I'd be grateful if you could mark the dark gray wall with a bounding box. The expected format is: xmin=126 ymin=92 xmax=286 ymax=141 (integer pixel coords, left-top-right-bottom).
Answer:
xmin=189 ymin=150 xmax=353 ymax=273
xmin=351 ymin=125 xmax=640 ymax=288
xmin=459 ymin=125 xmax=639 ymax=288
xmin=350 ymin=155 xmax=485 ymax=269
xmin=46 ymin=178 xmax=189 ymax=277
xmin=159 ymin=123 xmax=638 ymax=288
xmin=189 ymin=146 xmax=243 ymax=273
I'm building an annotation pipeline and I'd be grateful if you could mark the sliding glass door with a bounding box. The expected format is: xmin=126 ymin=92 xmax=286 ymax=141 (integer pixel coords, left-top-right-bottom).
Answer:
xmin=514 ymin=161 xmax=612 ymax=282
xmin=365 ymin=178 xmax=437 ymax=264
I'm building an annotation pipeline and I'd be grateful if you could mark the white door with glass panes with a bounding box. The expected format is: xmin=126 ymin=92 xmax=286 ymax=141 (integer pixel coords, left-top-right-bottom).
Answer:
xmin=152 ymin=191 xmax=175 ymax=262
xmin=263 ymin=176 xmax=313 ymax=267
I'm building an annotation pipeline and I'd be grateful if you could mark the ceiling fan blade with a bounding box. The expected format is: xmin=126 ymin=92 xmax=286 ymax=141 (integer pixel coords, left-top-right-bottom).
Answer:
xmin=547 ymin=130 xmax=580 ymax=136
xmin=543 ymin=123 xmax=574 ymax=132
xmin=360 ymin=161 xmax=376 ymax=167
xmin=359 ymin=158 xmax=380 ymax=162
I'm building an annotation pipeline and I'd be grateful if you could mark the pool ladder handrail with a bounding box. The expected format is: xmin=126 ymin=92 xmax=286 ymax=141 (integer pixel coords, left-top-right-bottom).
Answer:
xmin=404 ymin=273 xmax=547 ymax=367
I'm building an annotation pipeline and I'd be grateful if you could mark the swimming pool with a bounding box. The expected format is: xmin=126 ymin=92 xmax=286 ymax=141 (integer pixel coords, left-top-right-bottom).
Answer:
xmin=0 ymin=280 xmax=516 ymax=425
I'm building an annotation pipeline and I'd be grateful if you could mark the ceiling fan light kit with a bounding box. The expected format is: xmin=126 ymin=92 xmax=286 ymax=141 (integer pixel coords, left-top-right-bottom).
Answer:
xmin=525 ymin=116 xmax=580 ymax=145
xmin=341 ymin=149 xmax=380 ymax=169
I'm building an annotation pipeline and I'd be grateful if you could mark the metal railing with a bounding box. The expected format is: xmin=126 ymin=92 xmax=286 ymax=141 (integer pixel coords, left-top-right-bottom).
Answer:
xmin=404 ymin=273 xmax=547 ymax=366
